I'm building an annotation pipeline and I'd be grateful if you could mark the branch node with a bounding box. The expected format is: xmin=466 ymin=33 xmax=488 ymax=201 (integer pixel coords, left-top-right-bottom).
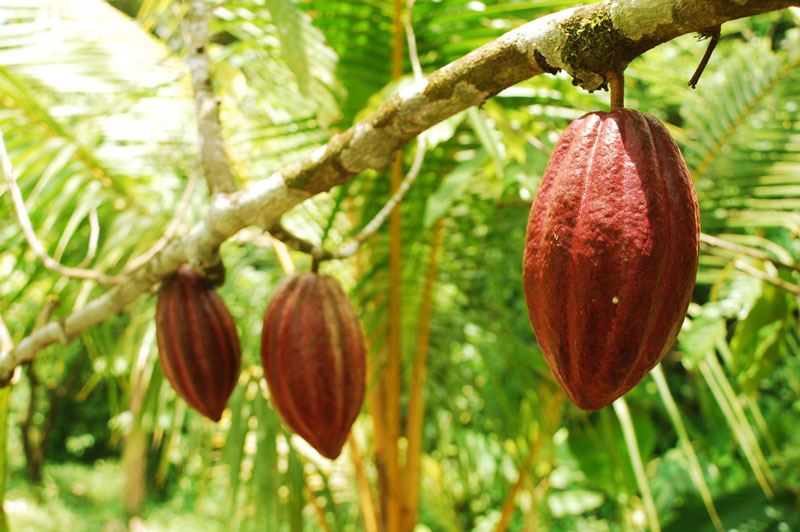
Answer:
xmin=200 ymin=255 xmax=226 ymax=287
xmin=57 ymin=318 xmax=73 ymax=345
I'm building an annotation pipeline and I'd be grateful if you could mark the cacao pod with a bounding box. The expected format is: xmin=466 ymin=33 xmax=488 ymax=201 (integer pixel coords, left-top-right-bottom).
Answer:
xmin=523 ymin=108 xmax=700 ymax=410
xmin=156 ymin=266 xmax=241 ymax=421
xmin=261 ymin=273 xmax=366 ymax=459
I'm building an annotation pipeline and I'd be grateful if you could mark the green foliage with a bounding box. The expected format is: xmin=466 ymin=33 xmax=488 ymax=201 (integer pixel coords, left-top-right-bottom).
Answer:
xmin=1 ymin=1 xmax=800 ymax=531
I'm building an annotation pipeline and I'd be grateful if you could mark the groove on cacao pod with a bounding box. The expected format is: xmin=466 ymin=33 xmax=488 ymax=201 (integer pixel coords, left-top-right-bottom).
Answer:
xmin=261 ymin=273 xmax=366 ymax=460
xmin=156 ymin=266 xmax=241 ymax=421
xmin=523 ymin=108 xmax=700 ymax=410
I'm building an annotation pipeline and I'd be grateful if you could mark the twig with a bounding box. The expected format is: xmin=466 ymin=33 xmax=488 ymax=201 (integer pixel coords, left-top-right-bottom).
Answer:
xmin=0 ymin=131 xmax=119 ymax=286
xmin=272 ymin=0 xmax=429 ymax=266
xmin=271 ymin=136 xmax=427 ymax=262
xmin=700 ymin=232 xmax=800 ymax=274
xmin=268 ymin=224 xmax=317 ymax=256
xmin=187 ymin=0 xmax=236 ymax=194
xmin=403 ymin=0 xmax=423 ymax=81
xmin=733 ymin=260 xmax=800 ymax=296
xmin=76 ymin=207 xmax=100 ymax=269
xmin=689 ymin=26 xmax=721 ymax=89
xmin=122 ymin=171 xmax=199 ymax=274
xmin=339 ymin=136 xmax=426 ymax=258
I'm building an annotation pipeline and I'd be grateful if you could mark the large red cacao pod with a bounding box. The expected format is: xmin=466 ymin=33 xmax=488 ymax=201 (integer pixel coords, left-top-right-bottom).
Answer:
xmin=261 ymin=273 xmax=366 ymax=459
xmin=156 ymin=266 xmax=241 ymax=421
xmin=523 ymin=109 xmax=700 ymax=410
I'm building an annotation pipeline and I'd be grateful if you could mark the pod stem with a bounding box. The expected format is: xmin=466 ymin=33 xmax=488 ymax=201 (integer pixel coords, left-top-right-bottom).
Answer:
xmin=608 ymin=71 xmax=625 ymax=111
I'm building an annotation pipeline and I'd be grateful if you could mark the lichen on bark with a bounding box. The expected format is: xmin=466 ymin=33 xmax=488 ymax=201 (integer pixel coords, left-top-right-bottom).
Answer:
xmin=559 ymin=6 xmax=638 ymax=90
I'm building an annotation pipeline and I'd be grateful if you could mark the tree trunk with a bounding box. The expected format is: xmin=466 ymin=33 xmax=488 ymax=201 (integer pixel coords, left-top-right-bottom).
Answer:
xmin=122 ymin=422 xmax=147 ymax=519
xmin=21 ymin=363 xmax=43 ymax=484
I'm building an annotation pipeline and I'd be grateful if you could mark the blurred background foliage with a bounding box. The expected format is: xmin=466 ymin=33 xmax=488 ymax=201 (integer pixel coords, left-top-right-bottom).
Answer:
xmin=0 ymin=0 xmax=799 ymax=531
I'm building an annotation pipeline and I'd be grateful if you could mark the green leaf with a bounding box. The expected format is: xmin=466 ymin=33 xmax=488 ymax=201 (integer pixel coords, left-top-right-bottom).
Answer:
xmin=547 ymin=490 xmax=605 ymax=517
xmin=663 ymin=486 xmax=800 ymax=532
xmin=467 ymin=106 xmax=505 ymax=179
xmin=424 ymin=150 xmax=487 ymax=227
xmin=679 ymin=316 xmax=726 ymax=370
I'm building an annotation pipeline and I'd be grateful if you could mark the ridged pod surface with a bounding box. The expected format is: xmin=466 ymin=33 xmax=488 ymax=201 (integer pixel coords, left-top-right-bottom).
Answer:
xmin=156 ymin=267 xmax=241 ymax=421
xmin=261 ymin=273 xmax=366 ymax=459
xmin=523 ymin=109 xmax=700 ymax=410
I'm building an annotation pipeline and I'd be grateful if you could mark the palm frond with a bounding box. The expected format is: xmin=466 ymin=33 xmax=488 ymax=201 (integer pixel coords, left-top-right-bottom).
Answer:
xmin=682 ymin=35 xmax=800 ymax=235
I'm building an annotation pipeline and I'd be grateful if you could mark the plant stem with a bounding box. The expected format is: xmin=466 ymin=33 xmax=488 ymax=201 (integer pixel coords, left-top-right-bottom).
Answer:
xmin=608 ymin=71 xmax=625 ymax=110
xmin=402 ymin=220 xmax=444 ymax=530
xmin=613 ymin=398 xmax=661 ymax=532
xmin=0 ymin=317 xmax=12 ymax=532
xmin=385 ymin=1 xmax=406 ymax=530
xmin=349 ymin=435 xmax=380 ymax=532
xmin=651 ymin=365 xmax=724 ymax=532
xmin=689 ymin=26 xmax=721 ymax=89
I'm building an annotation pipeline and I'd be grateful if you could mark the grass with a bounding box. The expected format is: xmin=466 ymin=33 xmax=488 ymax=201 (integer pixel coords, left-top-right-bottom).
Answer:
xmin=4 ymin=460 xmax=228 ymax=532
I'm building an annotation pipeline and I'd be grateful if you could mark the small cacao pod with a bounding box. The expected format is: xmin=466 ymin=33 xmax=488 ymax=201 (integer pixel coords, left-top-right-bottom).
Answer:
xmin=261 ymin=273 xmax=366 ymax=459
xmin=156 ymin=266 xmax=241 ymax=421
xmin=523 ymin=108 xmax=700 ymax=410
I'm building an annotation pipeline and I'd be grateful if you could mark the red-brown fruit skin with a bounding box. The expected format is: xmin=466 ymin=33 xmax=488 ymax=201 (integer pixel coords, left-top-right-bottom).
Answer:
xmin=156 ymin=267 xmax=241 ymax=422
xmin=261 ymin=273 xmax=366 ymax=460
xmin=522 ymin=109 xmax=700 ymax=411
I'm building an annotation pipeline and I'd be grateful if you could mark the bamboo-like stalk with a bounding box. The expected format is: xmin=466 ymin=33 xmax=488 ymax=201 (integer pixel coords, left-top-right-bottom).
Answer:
xmin=304 ymin=484 xmax=333 ymax=532
xmin=349 ymin=435 xmax=380 ymax=532
xmin=384 ymin=153 xmax=403 ymax=532
xmin=401 ymin=220 xmax=444 ymax=531
xmin=613 ymin=398 xmax=661 ymax=532
xmin=651 ymin=365 xmax=724 ymax=532
xmin=384 ymin=1 xmax=406 ymax=530
xmin=496 ymin=391 xmax=562 ymax=531
xmin=494 ymin=435 xmax=541 ymax=532
xmin=525 ymin=476 xmax=551 ymax=531
xmin=358 ymin=223 xmax=388 ymax=527
xmin=368 ymin=340 xmax=389 ymax=526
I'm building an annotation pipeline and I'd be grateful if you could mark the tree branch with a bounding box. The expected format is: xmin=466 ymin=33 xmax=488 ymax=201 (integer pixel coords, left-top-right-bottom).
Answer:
xmin=187 ymin=0 xmax=236 ymax=195
xmin=0 ymin=131 xmax=119 ymax=286
xmin=0 ymin=0 xmax=795 ymax=385
xmin=75 ymin=207 xmax=100 ymax=269
xmin=700 ymin=233 xmax=800 ymax=274
xmin=121 ymin=170 xmax=200 ymax=275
